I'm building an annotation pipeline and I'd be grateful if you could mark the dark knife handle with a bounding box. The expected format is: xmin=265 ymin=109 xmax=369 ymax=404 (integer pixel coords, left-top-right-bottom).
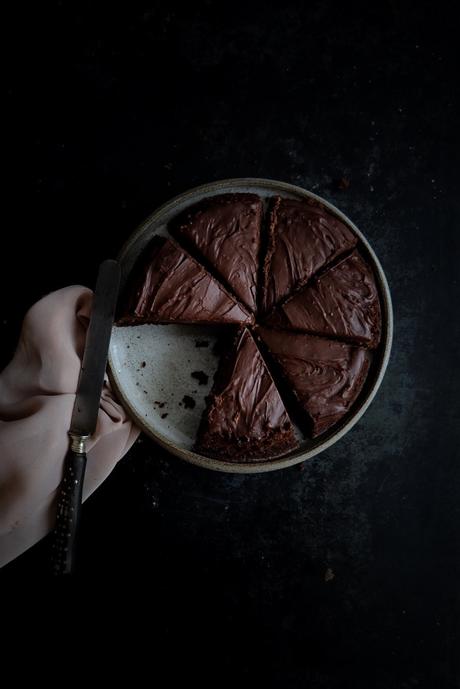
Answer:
xmin=51 ymin=445 xmax=87 ymax=576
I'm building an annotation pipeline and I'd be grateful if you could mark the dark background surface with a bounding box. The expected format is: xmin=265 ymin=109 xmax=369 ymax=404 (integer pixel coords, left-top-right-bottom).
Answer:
xmin=2 ymin=1 xmax=459 ymax=686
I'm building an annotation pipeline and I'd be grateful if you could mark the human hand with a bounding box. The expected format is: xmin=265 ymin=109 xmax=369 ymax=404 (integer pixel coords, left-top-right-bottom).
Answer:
xmin=0 ymin=286 xmax=140 ymax=568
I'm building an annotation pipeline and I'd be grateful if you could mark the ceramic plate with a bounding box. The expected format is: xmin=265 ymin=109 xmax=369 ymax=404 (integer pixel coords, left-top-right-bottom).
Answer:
xmin=108 ymin=178 xmax=393 ymax=473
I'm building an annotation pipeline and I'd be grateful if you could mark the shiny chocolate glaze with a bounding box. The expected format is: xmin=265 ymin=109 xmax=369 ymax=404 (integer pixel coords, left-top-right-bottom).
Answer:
xmin=256 ymin=326 xmax=370 ymax=437
xmin=171 ymin=193 xmax=263 ymax=312
xmin=261 ymin=197 xmax=357 ymax=313
xmin=265 ymin=251 xmax=381 ymax=348
xmin=118 ymin=236 xmax=253 ymax=326
xmin=196 ymin=328 xmax=298 ymax=460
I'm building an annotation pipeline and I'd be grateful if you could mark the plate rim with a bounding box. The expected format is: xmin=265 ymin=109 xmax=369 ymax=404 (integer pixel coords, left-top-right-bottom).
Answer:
xmin=108 ymin=177 xmax=393 ymax=474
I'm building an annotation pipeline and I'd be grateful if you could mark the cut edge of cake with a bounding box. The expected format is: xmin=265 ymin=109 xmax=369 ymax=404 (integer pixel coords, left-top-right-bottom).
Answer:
xmin=260 ymin=196 xmax=358 ymax=314
xmin=170 ymin=193 xmax=264 ymax=313
xmin=117 ymin=235 xmax=254 ymax=327
xmin=255 ymin=325 xmax=371 ymax=438
xmin=195 ymin=327 xmax=299 ymax=461
xmin=264 ymin=250 xmax=382 ymax=349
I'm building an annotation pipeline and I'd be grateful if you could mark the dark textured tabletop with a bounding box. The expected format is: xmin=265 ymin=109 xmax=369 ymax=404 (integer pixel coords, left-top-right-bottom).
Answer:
xmin=2 ymin=2 xmax=459 ymax=687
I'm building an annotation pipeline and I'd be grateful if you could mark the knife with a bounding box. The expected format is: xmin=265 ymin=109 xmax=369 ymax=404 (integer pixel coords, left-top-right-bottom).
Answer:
xmin=51 ymin=259 xmax=121 ymax=575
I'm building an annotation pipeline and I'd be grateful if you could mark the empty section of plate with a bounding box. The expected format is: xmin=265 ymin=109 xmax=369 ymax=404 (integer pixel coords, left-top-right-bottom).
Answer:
xmin=110 ymin=324 xmax=221 ymax=448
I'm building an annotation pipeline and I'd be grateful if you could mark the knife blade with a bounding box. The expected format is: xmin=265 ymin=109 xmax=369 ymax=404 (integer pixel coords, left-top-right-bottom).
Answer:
xmin=51 ymin=259 xmax=120 ymax=575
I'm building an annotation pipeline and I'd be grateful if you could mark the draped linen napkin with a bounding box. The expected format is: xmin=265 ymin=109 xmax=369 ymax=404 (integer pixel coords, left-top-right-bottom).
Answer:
xmin=0 ymin=286 xmax=140 ymax=568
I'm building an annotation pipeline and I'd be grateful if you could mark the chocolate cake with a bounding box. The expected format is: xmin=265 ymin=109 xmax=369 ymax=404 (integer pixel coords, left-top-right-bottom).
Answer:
xmin=256 ymin=326 xmax=370 ymax=437
xmin=117 ymin=236 xmax=253 ymax=326
xmin=170 ymin=193 xmax=263 ymax=312
xmin=195 ymin=328 xmax=299 ymax=461
xmin=265 ymin=251 xmax=382 ymax=348
xmin=120 ymin=191 xmax=384 ymax=460
xmin=261 ymin=197 xmax=357 ymax=313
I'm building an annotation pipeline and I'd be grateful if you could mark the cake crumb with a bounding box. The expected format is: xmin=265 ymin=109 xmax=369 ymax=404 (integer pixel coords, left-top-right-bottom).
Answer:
xmin=182 ymin=395 xmax=196 ymax=409
xmin=191 ymin=370 xmax=209 ymax=386
xmin=324 ymin=567 xmax=335 ymax=582
xmin=337 ymin=176 xmax=350 ymax=190
xmin=195 ymin=340 xmax=210 ymax=348
xmin=161 ymin=413 xmax=168 ymax=419
xmin=141 ymin=361 xmax=146 ymax=368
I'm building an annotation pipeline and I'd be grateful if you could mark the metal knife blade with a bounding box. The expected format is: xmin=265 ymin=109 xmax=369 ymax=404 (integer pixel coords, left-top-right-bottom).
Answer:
xmin=70 ymin=259 xmax=120 ymax=436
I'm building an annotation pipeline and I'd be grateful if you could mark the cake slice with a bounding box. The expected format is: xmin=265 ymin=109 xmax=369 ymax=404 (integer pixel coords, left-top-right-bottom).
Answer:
xmin=265 ymin=251 xmax=382 ymax=348
xmin=256 ymin=326 xmax=370 ymax=437
xmin=117 ymin=236 xmax=253 ymax=326
xmin=195 ymin=328 xmax=298 ymax=461
xmin=261 ymin=196 xmax=357 ymax=313
xmin=170 ymin=193 xmax=263 ymax=312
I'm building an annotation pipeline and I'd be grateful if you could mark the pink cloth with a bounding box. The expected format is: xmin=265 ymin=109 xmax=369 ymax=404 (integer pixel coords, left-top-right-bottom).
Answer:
xmin=0 ymin=286 xmax=140 ymax=568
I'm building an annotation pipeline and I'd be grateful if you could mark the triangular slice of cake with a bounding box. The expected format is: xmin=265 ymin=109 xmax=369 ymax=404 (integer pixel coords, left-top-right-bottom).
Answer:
xmin=195 ymin=328 xmax=298 ymax=461
xmin=256 ymin=326 xmax=370 ymax=437
xmin=117 ymin=236 xmax=253 ymax=326
xmin=265 ymin=251 xmax=381 ymax=348
xmin=261 ymin=196 xmax=357 ymax=313
xmin=170 ymin=193 xmax=263 ymax=313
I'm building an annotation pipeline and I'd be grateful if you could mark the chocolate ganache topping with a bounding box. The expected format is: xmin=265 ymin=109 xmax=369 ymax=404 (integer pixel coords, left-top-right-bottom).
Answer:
xmin=261 ymin=197 xmax=357 ymax=313
xmin=256 ymin=326 xmax=370 ymax=437
xmin=171 ymin=193 xmax=263 ymax=312
xmin=118 ymin=236 xmax=253 ymax=326
xmin=195 ymin=328 xmax=298 ymax=460
xmin=265 ymin=251 xmax=381 ymax=348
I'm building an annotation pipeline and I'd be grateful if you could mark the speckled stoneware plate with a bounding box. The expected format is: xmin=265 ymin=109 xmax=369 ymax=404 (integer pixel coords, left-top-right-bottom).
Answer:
xmin=108 ymin=178 xmax=393 ymax=473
